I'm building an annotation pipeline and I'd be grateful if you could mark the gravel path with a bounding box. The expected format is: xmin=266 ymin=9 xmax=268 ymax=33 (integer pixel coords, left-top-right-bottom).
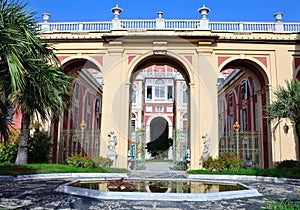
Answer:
xmin=0 ymin=174 xmax=299 ymax=210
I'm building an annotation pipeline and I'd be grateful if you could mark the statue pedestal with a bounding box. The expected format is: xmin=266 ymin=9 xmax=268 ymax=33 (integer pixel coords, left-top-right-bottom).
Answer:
xmin=108 ymin=151 xmax=117 ymax=168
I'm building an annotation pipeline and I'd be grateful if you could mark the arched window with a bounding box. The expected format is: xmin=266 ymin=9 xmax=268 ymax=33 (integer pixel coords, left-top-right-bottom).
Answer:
xmin=73 ymin=81 xmax=80 ymax=129
xmin=87 ymin=92 xmax=91 ymax=107
xmin=74 ymin=82 xmax=80 ymax=100
xmin=229 ymin=91 xmax=234 ymax=107
xmin=241 ymin=80 xmax=249 ymax=100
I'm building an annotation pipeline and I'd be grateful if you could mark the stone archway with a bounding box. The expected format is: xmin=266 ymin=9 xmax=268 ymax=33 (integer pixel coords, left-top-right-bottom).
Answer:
xmin=219 ymin=58 xmax=271 ymax=168
xmin=52 ymin=57 xmax=102 ymax=163
xmin=100 ymin=40 xmax=219 ymax=170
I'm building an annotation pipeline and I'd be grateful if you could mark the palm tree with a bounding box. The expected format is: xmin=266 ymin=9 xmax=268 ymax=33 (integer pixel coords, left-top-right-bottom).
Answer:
xmin=14 ymin=64 xmax=72 ymax=165
xmin=12 ymin=22 xmax=72 ymax=165
xmin=266 ymin=80 xmax=300 ymax=160
xmin=0 ymin=0 xmax=72 ymax=164
xmin=0 ymin=0 xmax=39 ymax=141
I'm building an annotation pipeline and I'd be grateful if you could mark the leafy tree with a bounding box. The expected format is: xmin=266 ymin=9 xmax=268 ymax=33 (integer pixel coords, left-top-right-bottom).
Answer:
xmin=146 ymin=134 xmax=173 ymax=158
xmin=266 ymin=80 xmax=300 ymax=160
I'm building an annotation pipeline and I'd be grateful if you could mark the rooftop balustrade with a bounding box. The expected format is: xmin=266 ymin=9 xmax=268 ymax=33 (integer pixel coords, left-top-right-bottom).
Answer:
xmin=38 ymin=5 xmax=300 ymax=33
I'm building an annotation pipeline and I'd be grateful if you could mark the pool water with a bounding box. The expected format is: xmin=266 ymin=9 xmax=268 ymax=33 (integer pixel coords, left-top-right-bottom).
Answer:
xmin=71 ymin=179 xmax=246 ymax=194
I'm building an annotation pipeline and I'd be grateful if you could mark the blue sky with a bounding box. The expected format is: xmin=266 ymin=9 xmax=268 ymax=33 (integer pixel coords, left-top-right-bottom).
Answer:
xmin=27 ymin=0 xmax=299 ymax=23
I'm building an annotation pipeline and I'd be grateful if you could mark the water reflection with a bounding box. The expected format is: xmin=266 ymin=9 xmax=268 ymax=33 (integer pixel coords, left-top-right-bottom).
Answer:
xmin=72 ymin=179 xmax=246 ymax=193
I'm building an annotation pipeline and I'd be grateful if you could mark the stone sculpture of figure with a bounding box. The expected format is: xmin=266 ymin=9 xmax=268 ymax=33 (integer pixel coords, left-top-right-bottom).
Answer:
xmin=201 ymin=133 xmax=210 ymax=160
xmin=108 ymin=131 xmax=117 ymax=152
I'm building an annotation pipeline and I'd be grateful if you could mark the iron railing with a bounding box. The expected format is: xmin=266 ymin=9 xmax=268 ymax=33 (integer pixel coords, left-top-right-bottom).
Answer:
xmin=219 ymin=131 xmax=262 ymax=168
xmin=58 ymin=129 xmax=100 ymax=163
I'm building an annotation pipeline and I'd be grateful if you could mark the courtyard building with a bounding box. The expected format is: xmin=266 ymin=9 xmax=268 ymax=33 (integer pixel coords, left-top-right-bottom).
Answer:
xmin=12 ymin=5 xmax=300 ymax=169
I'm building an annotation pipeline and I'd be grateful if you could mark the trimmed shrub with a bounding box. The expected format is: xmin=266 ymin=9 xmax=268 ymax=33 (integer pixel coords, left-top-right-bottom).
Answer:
xmin=93 ymin=156 xmax=113 ymax=168
xmin=275 ymin=159 xmax=299 ymax=169
xmin=66 ymin=155 xmax=95 ymax=168
xmin=203 ymin=155 xmax=242 ymax=171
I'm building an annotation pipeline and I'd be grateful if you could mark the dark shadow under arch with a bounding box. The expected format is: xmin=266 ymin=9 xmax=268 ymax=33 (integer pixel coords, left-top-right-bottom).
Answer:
xmin=62 ymin=58 xmax=101 ymax=76
xmin=222 ymin=59 xmax=269 ymax=87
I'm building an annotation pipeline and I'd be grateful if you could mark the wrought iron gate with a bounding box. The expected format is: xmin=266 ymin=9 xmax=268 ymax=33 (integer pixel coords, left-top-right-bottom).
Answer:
xmin=129 ymin=129 xmax=146 ymax=170
xmin=58 ymin=129 xmax=100 ymax=163
xmin=172 ymin=129 xmax=189 ymax=170
xmin=219 ymin=131 xmax=262 ymax=168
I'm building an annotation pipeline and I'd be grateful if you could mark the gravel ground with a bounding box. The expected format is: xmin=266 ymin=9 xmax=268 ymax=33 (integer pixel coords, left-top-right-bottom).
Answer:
xmin=0 ymin=175 xmax=299 ymax=210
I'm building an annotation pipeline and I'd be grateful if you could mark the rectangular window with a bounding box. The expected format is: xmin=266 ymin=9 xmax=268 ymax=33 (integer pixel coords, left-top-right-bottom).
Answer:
xmin=74 ymin=106 xmax=79 ymax=129
xmin=75 ymin=83 xmax=80 ymax=100
xmin=156 ymin=106 xmax=164 ymax=112
xmin=182 ymin=91 xmax=187 ymax=104
xmin=241 ymin=82 xmax=248 ymax=100
xmin=229 ymin=93 xmax=233 ymax=107
xmin=131 ymin=119 xmax=136 ymax=131
xmin=221 ymin=100 xmax=225 ymax=113
xmin=167 ymin=86 xmax=173 ymax=99
xmin=228 ymin=114 xmax=234 ymax=132
xmin=132 ymin=91 xmax=137 ymax=104
xmin=95 ymin=99 xmax=101 ymax=113
xmin=155 ymin=86 xmax=164 ymax=98
xmin=147 ymin=86 xmax=152 ymax=99
xmin=86 ymin=113 xmax=90 ymax=130
xmin=146 ymin=106 xmax=153 ymax=112
xmin=241 ymin=108 xmax=248 ymax=131
xmin=87 ymin=92 xmax=91 ymax=106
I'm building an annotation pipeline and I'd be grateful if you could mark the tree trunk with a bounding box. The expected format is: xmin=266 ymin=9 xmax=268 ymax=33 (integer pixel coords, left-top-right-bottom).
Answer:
xmin=15 ymin=112 xmax=30 ymax=165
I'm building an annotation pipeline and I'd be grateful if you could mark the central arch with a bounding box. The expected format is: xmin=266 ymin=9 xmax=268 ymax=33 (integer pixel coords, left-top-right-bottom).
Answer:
xmin=100 ymin=41 xmax=219 ymax=169
xmin=128 ymin=53 xmax=194 ymax=169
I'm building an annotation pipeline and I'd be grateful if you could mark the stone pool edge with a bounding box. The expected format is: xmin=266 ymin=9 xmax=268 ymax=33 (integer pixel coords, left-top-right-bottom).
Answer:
xmin=55 ymin=176 xmax=262 ymax=201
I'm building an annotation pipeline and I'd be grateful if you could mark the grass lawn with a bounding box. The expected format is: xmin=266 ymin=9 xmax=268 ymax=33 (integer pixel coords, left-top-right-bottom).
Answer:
xmin=1 ymin=163 xmax=300 ymax=180
xmin=0 ymin=163 xmax=128 ymax=177
xmin=188 ymin=167 xmax=300 ymax=179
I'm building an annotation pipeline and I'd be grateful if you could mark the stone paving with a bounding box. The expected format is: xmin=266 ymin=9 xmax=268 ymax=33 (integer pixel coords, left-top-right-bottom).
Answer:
xmin=0 ymin=171 xmax=299 ymax=210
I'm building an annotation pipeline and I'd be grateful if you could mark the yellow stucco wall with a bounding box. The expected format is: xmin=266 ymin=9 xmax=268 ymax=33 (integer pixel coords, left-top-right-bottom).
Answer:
xmin=41 ymin=30 xmax=299 ymax=169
